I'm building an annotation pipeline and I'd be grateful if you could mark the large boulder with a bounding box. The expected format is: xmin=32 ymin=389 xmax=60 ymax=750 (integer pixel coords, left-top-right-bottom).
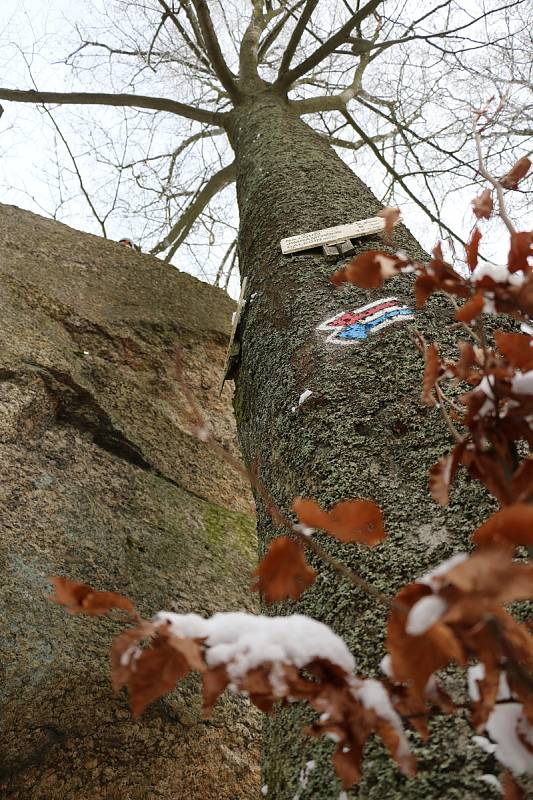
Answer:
xmin=0 ymin=203 xmax=259 ymax=799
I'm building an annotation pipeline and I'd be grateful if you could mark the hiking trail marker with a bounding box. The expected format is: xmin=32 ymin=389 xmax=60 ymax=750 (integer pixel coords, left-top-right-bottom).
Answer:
xmin=280 ymin=216 xmax=387 ymax=259
xmin=318 ymin=298 xmax=414 ymax=344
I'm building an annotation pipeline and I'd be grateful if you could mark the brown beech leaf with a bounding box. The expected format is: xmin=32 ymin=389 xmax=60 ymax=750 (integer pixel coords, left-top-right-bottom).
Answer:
xmin=428 ymin=443 xmax=465 ymax=506
xmin=510 ymin=458 xmax=533 ymax=503
xmin=455 ymin=291 xmax=485 ymax=322
xmin=508 ymin=231 xmax=533 ymax=272
xmin=445 ymin=547 xmax=533 ymax=604
xmin=472 ymin=188 xmax=493 ymax=220
xmin=293 ymin=497 xmax=385 ymax=545
xmin=500 ymin=157 xmax=532 ymax=190
xmin=344 ymin=251 xmax=384 ymax=288
xmin=470 ymin=666 xmax=501 ymax=732
xmin=202 ymin=664 xmax=230 ymax=713
xmin=378 ymin=206 xmax=401 ymax=238
xmin=452 ymin=341 xmax=477 ymax=380
xmin=252 ymin=536 xmax=316 ymax=604
xmin=111 ymin=623 xmax=154 ymax=691
xmin=472 ymin=504 xmax=533 ymax=550
xmin=495 ymin=331 xmax=533 ymax=371
xmin=128 ymin=634 xmax=192 ymax=717
xmin=331 ymin=266 xmax=347 ymax=286
xmin=387 ymin=583 xmax=466 ymax=703
xmin=502 ymin=771 xmax=525 ymax=800
xmin=422 ymin=343 xmax=440 ymax=406
xmin=48 ymin=576 xmax=135 ymax=616
xmin=465 ymin=228 xmax=482 ymax=272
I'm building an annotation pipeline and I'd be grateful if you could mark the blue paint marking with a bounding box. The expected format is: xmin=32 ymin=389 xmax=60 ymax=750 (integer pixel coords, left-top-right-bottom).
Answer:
xmin=338 ymin=308 xmax=412 ymax=340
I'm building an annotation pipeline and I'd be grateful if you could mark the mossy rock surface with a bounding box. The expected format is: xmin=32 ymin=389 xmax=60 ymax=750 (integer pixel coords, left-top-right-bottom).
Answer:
xmin=0 ymin=203 xmax=259 ymax=800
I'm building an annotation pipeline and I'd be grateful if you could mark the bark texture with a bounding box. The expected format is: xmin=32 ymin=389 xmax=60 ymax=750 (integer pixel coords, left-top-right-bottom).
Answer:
xmin=0 ymin=203 xmax=259 ymax=799
xmin=229 ymin=97 xmax=498 ymax=799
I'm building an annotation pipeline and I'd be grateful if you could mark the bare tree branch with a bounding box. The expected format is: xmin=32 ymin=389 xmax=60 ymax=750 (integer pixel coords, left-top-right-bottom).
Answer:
xmin=340 ymin=109 xmax=473 ymax=253
xmin=276 ymin=0 xmax=381 ymax=90
xmin=0 ymin=87 xmax=226 ymax=126
xmin=190 ymin=0 xmax=241 ymax=101
xmin=257 ymin=0 xmax=306 ymax=63
xmin=151 ymin=161 xmax=236 ymax=258
xmin=156 ymin=0 xmax=212 ymax=72
xmin=277 ymin=0 xmax=318 ymax=79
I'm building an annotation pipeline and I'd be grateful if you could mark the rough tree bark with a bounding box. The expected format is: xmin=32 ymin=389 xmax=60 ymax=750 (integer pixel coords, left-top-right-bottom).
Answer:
xmin=0 ymin=203 xmax=260 ymax=800
xmin=229 ymin=95 xmax=496 ymax=799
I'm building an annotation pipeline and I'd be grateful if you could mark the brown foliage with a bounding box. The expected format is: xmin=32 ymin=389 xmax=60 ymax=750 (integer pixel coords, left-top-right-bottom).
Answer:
xmin=293 ymin=497 xmax=385 ymax=545
xmin=252 ymin=536 xmax=316 ymax=603
xmin=48 ymin=576 xmax=135 ymax=616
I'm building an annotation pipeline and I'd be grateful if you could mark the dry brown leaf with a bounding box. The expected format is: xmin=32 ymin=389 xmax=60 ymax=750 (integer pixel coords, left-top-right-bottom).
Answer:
xmin=387 ymin=583 xmax=466 ymax=704
xmin=472 ymin=505 xmax=533 ymax=550
xmin=495 ymin=332 xmax=533 ymax=371
xmin=472 ymin=188 xmax=493 ymax=220
xmin=293 ymin=497 xmax=385 ymax=545
xmin=500 ymin=157 xmax=532 ymax=190
xmin=202 ymin=664 xmax=230 ymax=714
xmin=445 ymin=547 xmax=533 ymax=604
xmin=422 ymin=343 xmax=440 ymax=406
xmin=455 ymin=291 xmax=485 ymax=322
xmin=428 ymin=444 xmax=465 ymax=506
xmin=465 ymin=228 xmax=482 ymax=272
xmin=128 ymin=633 xmax=193 ymax=717
xmin=378 ymin=206 xmax=401 ymax=238
xmin=48 ymin=576 xmax=135 ymax=616
xmin=508 ymin=231 xmax=533 ymax=272
xmin=502 ymin=771 xmax=525 ymax=799
xmin=251 ymin=536 xmax=316 ymax=603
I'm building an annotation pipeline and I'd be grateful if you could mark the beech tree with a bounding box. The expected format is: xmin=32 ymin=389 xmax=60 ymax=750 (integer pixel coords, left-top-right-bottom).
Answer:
xmin=1 ymin=2 xmax=532 ymax=798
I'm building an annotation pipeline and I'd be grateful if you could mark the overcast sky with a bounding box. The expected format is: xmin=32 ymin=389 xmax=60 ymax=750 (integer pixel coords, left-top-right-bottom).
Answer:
xmin=0 ymin=0 xmax=530 ymax=298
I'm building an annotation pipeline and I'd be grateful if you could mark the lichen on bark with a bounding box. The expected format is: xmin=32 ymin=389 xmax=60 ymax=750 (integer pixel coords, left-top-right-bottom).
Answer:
xmin=229 ymin=97 xmax=497 ymax=798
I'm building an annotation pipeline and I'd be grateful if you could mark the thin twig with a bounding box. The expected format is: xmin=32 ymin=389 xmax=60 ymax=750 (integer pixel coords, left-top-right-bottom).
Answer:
xmin=473 ymin=104 xmax=516 ymax=235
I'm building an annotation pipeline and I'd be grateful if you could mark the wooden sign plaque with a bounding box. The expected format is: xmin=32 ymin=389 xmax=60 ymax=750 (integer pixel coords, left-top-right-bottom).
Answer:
xmin=280 ymin=216 xmax=386 ymax=256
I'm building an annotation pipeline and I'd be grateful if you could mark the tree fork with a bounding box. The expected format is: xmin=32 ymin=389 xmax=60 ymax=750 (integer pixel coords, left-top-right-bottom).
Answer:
xmin=228 ymin=96 xmax=495 ymax=799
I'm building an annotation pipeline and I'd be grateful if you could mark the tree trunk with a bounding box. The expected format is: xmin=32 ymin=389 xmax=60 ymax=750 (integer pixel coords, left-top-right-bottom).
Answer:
xmin=228 ymin=96 xmax=496 ymax=799
xmin=0 ymin=203 xmax=260 ymax=800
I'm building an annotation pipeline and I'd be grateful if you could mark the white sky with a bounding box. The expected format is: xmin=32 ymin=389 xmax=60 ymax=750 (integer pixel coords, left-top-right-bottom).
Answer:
xmin=0 ymin=0 xmax=530 ymax=298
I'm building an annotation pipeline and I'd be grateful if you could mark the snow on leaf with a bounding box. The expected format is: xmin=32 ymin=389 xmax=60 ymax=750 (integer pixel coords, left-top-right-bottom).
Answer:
xmin=251 ymin=536 xmax=316 ymax=604
xmin=486 ymin=704 xmax=533 ymax=775
xmin=472 ymin=188 xmax=493 ymax=220
xmin=293 ymin=497 xmax=385 ymax=546
xmin=386 ymin=582 xmax=465 ymax=705
xmin=48 ymin=576 xmax=135 ymax=616
xmin=406 ymin=595 xmax=448 ymax=636
xmin=466 ymin=228 xmax=482 ymax=272
xmin=500 ymin=157 xmax=532 ymax=191
xmin=472 ymin=505 xmax=533 ymax=550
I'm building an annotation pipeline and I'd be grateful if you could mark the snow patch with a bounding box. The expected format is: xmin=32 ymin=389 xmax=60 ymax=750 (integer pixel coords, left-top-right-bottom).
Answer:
xmin=479 ymin=774 xmax=502 ymax=792
xmin=154 ymin=611 xmax=356 ymax=679
xmin=406 ymin=595 xmax=447 ymax=635
xmin=472 ymin=261 xmax=524 ymax=286
xmin=485 ymin=704 xmax=533 ymax=775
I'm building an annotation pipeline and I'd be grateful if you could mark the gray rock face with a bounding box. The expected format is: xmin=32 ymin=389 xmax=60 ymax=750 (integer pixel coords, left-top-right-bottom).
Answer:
xmin=0 ymin=203 xmax=259 ymax=799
